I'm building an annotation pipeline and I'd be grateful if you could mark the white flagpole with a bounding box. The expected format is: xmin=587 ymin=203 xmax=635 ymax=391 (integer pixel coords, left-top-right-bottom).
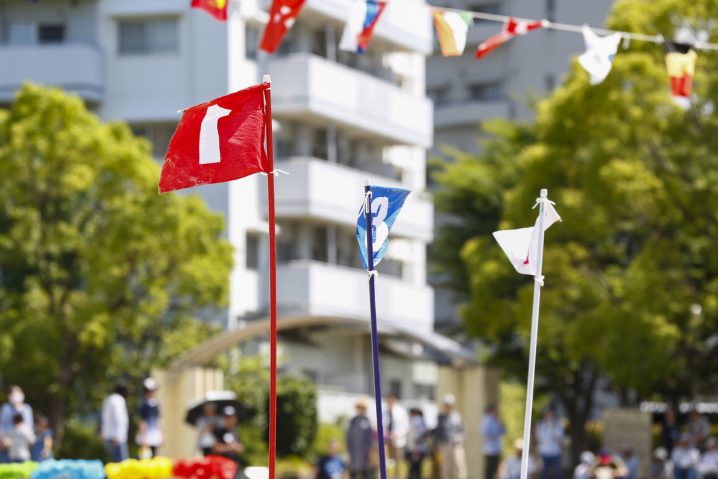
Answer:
xmin=520 ymin=188 xmax=548 ymax=479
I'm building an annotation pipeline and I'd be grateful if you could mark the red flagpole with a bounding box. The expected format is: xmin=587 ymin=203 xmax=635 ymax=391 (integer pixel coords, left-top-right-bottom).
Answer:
xmin=262 ymin=74 xmax=278 ymax=479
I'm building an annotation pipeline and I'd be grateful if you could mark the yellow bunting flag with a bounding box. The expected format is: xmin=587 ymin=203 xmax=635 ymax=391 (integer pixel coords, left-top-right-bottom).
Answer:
xmin=432 ymin=9 xmax=473 ymax=57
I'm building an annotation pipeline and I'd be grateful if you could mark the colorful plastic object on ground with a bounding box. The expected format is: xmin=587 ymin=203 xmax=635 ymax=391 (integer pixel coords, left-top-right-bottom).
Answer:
xmin=31 ymin=460 xmax=104 ymax=479
xmin=0 ymin=462 xmax=37 ymax=479
xmin=173 ymin=456 xmax=238 ymax=479
xmin=105 ymin=458 xmax=173 ymax=479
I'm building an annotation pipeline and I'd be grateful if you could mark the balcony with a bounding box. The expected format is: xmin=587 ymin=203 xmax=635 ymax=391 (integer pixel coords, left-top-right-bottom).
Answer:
xmin=0 ymin=44 xmax=103 ymax=103
xmin=268 ymin=54 xmax=433 ymax=148
xmin=277 ymin=261 xmax=434 ymax=329
xmin=302 ymin=0 xmax=432 ymax=54
xmin=434 ymin=99 xmax=510 ymax=128
xmin=274 ymin=157 xmax=433 ymax=242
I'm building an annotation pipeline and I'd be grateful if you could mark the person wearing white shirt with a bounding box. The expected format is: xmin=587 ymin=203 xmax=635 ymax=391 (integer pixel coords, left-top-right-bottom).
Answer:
xmin=501 ymin=439 xmax=540 ymax=479
xmin=699 ymin=438 xmax=718 ymax=479
xmin=384 ymin=393 xmax=409 ymax=479
xmin=672 ymin=434 xmax=700 ymax=479
xmin=481 ymin=404 xmax=506 ymax=479
xmin=101 ymin=382 xmax=129 ymax=462
xmin=536 ymin=408 xmax=564 ymax=479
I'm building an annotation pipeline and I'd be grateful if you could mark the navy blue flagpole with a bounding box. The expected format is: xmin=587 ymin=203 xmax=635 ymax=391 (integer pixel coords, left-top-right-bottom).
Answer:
xmin=364 ymin=181 xmax=388 ymax=479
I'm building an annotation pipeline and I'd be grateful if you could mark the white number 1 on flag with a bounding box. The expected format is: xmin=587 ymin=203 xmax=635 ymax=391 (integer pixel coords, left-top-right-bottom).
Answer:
xmin=199 ymin=105 xmax=231 ymax=165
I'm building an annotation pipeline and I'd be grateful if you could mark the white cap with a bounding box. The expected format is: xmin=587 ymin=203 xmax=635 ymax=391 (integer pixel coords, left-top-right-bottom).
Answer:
xmin=581 ymin=452 xmax=595 ymax=464
xmin=143 ymin=378 xmax=158 ymax=391
xmin=443 ymin=393 xmax=456 ymax=405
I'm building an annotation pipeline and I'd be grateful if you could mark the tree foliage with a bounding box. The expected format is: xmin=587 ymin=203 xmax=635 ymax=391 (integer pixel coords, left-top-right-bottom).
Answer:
xmin=0 ymin=84 xmax=232 ymax=445
xmin=432 ymin=0 xmax=718 ymax=456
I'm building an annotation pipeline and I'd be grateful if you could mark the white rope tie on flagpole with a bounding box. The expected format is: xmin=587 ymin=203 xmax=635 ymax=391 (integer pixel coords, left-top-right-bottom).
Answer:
xmin=430 ymin=5 xmax=718 ymax=52
xmin=532 ymin=197 xmax=556 ymax=209
xmin=535 ymin=275 xmax=545 ymax=287
xmin=260 ymin=169 xmax=290 ymax=177
xmin=368 ymin=270 xmax=379 ymax=279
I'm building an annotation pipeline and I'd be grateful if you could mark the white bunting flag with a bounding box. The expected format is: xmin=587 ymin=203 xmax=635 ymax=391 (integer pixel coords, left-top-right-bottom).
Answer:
xmin=493 ymin=201 xmax=561 ymax=275
xmin=578 ymin=25 xmax=622 ymax=85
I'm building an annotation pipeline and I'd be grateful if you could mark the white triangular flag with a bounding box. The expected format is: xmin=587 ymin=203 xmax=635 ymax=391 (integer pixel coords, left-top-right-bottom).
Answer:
xmin=578 ymin=25 xmax=622 ymax=85
xmin=493 ymin=202 xmax=561 ymax=276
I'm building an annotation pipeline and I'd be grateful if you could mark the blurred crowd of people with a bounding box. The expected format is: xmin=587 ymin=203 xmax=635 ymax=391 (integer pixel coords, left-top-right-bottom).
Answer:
xmin=312 ymin=393 xmax=468 ymax=479
xmin=652 ymin=407 xmax=718 ymax=479
xmin=0 ymin=386 xmax=53 ymax=463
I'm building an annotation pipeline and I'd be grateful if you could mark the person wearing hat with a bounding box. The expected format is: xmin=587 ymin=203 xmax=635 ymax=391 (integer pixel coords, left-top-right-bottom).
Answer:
xmin=212 ymin=406 xmax=245 ymax=466
xmin=593 ymin=448 xmax=628 ymax=479
xmin=101 ymin=382 xmax=129 ymax=462
xmin=500 ymin=439 xmax=540 ymax=479
xmin=434 ymin=393 xmax=467 ymax=479
xmin=137 ymin=378 xmax=163 ymax=458
xmin=573 ymin=451 xmax=595 ymax=479
xmin=649 ymin=448 xmax=669 ymax=479
xmin=405 ymin=408 xmax=427 ymax=479
xmin=345 ymin=398 xmax=374 ymax=479
xmin=671 ymin=433 xmax=700 ymax=479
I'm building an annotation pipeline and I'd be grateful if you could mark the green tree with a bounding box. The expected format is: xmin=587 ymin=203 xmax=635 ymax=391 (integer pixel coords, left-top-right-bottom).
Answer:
xmin=433 ymin=0 xmax=718 ymax=459
xmin=0 ymin=84 xmax=232 ymax=447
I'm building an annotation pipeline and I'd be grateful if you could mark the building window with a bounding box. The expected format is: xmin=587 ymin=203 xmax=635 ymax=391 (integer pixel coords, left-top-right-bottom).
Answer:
xmin=118 ymin=18 xmax=179 ymax=55
xmin=414 ymin=384 xmax=435 ymax=401
xmin=467 ymin=81 xmax=504 ymax=101
xmin=427 ymin=85 xmax=450 ymax=106
xmin=38 ymin=24 xmax=65 ymax=44
xmin=246 ymin=233 xmax=260 ymax=270
xmin=312 ymin=129 xmax=328 ymax=160
xmin=246 ymin=25 xmax=260 ymax=60
xmin=7 ymin=22 xmax=35 ymax=45
xmin=130 ymin=122 xmax=177 ymax=158
xmin=545 ymin=74 xmax=556 ymax=92
xmin=546 ymin=0 xmax=556 ymax=22
xmin=389 ymin=380 xmax=402 ymax=398
xmin=377 ymin=259 xmax=403 ymax=278
xmin=311 ymin=225 xmax=328 ymax=263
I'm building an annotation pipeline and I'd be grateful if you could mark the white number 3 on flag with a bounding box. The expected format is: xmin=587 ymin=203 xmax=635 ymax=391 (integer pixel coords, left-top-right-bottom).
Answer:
xmin=371 ymin=196 xmax=389 ymax=250
xmin=199 ymin=105 xmax=231 ymax=165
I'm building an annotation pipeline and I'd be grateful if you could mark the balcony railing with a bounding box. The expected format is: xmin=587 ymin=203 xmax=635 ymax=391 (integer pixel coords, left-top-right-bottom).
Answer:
xmin=277 ymin=260 xmax=434 ymax=329
xmin=274 ymin=157 xmax=433 ymax=242
xmin=268 ymin=54 xmax=433 ymax=148
xmin=0 ymin=44 xmax=103 ymax=103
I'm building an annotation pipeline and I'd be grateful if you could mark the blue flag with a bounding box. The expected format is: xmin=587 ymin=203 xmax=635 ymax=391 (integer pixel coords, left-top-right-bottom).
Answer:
xmin=356 ymin=185 xmax=411 ymax=269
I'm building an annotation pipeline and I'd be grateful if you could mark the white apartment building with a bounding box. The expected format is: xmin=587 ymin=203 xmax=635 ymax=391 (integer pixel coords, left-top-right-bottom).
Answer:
xmin=427 ymin=0 xmax=615 ymax=330
xmin=0 ymin=0 xmax=474 ymax=414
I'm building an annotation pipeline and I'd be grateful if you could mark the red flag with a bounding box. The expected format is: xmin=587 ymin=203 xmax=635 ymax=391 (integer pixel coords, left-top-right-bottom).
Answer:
xmin=260 ymin=0 xmax=306 ymax=53
xmin=475 ymin=17 xmax=545 ymax=60
xmin=159 ymin=84 xmax=269 ymax=193
xmin=191 ymin=0 xmax=228 ymax=21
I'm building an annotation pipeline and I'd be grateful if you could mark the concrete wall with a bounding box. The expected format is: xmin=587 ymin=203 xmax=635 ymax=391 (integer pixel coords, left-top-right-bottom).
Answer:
xmin=153 ymin=367 xmax=225 ymax=458
xmin=437 ymin=365 xmax=501 ymax=479
xmin=602 ymin=409 xmax=652 ymax=479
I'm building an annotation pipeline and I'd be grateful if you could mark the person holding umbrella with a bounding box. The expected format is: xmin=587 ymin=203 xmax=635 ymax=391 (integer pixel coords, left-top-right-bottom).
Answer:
xmin=212 ymin=406 xmax=245 ymax=466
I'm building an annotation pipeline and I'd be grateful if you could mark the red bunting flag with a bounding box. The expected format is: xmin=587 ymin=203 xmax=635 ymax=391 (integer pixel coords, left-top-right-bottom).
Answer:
xmin=191 ymin=0 xmax=228 ymax=21
xmin=260 ymin=0 xmax=306 ymax=53
xmin=666 ymin=49 xmax=697 ymax=110
xmin=475 ymin=17 xmax=545 ymax=60
xmin=159 ymin=83 xmax=269 ymax=193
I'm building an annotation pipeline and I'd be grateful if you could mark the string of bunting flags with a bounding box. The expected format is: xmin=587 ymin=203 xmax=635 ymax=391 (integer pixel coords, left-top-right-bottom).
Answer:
xmin=191 ymin=0 xmax=718 ymax=109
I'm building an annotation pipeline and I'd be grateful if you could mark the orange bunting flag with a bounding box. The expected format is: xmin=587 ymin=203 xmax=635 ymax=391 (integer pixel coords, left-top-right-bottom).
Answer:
xmin=191 ymin=0 xmax=228 ymax=21
xmin=432 ymin=9 xmax=472 ymax=57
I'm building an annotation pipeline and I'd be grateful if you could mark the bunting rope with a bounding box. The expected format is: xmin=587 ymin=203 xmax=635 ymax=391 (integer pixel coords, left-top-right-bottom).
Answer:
xmin=430 ymin=5 xmax=718 ymax=52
